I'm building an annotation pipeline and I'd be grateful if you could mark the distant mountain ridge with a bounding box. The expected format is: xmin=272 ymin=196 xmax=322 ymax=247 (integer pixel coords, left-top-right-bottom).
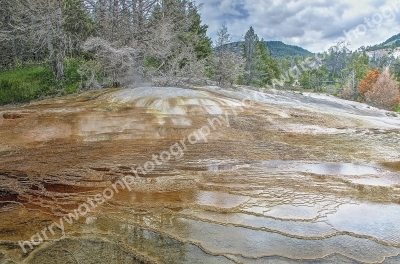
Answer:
xmin=365 ymin=33 xmax=400 ymax=51
xmin=265 ymin=41 xmax=312 ymax=57
xmin=218 ymin=41 xmax=312 ymax=58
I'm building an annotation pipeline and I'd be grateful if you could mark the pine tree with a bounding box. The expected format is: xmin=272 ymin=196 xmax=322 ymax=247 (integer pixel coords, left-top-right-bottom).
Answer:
xmin=187 ymin=3 xmax=212 ymax=59
xmin=63 ymin=0 xmax=96 ymax=57
xmin=243 ymin=26 xmax=258 ymax=84
xmin=253 ymin=39 xmax=281 ymax=86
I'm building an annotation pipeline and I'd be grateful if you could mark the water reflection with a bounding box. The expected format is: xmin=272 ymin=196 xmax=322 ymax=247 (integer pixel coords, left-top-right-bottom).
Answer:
xmin=207 ymin=164 xmax=234 ymax=171
xmin=1 ymin=86 xmax=400 ymax=263
xmin=295 ymin=163 xmax=379 ymax=176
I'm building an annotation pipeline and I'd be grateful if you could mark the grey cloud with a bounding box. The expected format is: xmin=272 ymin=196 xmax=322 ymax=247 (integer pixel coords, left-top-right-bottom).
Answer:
xmin=200 ymin=0 xmax=400 ymax=52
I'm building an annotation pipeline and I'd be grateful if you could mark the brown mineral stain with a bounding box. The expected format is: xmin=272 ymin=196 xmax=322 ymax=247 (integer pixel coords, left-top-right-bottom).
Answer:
xmin=382 ymin=161 xmax=400 ymax=171
xmin=1 ymin=87 xmax=400 ymax=263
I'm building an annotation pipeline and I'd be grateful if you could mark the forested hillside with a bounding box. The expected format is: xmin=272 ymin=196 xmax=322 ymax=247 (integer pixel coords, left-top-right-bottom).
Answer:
xmin=266 ymin=41 xmax=312 ymax=57
xmin=365 ymin=33 xmax=400 ymax=51
xmin=216 ymin=40 xmax=312 ymax=58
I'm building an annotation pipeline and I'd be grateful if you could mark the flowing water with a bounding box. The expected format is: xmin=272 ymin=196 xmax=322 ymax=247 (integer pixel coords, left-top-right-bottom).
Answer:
xmin=0 ymin=86 xmax=400 ymax=263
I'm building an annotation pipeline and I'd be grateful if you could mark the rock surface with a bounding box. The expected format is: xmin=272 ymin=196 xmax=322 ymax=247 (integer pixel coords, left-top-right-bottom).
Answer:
xmin=0 ymin=86 xmax=400 ymax=263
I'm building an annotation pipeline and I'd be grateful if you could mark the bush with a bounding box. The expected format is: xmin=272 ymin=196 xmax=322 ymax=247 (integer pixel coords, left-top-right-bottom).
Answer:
xmin=358 ymin=68 xmax=380 ymax=96
xmin=365 ymin=69 xmax=400 ymax=110
xmin=63 ymin=58 xmax=83 ymax=93
xmin=0 ymin=66 xmax=58 ymax=105
xmin=0 ymin=58 xmax=83 ymax=106
xmin=341 ymin=86 xmax=355 ymax=100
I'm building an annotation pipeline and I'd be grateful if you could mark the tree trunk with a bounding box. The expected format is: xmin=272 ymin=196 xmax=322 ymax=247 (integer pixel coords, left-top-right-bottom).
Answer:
xmin=57 ymin=4 xmax=65 ymax=80
xmin=46 ymin=20 xmax=57 ymax=79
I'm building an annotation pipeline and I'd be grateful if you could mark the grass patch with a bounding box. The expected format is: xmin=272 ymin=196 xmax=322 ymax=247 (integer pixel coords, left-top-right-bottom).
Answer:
xmin=0 ymin=66 xmax=58 ymax=105
xmin=394 ymin=105 xmax=400 ymax=112
xmin=0 ymin=58 xmax=83 ymax=106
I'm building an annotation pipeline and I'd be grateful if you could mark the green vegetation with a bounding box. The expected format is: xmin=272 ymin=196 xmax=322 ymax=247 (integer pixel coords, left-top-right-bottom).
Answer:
xmin=0 ymin=65 xmax=57 ymax=105
xmin=395 ymin=105 xmax=400 ymax=112
xmin=253 ymin=39 xmax=282 ymax=86
xmin=0 ymin=59 xmax=82 ymax=105
xmin=299 ymin=68 xmax=327 ymax=91
xmin=238 ymin=27 xmax=282 ymax=86
xmin=346 ymin=53 xmax=370 ymax=81
xmin=63 ymin=58 xmax=84 ymax=93
xmin=265 ymin=41 xmax=312 ymax=58
xmin=1 ymin=0 xmax=398 ymax=111
xmin=366 ymin=33 xmax=400 ymax=51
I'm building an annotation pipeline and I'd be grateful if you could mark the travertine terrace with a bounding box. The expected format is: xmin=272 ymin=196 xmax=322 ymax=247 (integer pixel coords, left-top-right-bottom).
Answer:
xmin=1 ymin=86 xmax=400 ymax=263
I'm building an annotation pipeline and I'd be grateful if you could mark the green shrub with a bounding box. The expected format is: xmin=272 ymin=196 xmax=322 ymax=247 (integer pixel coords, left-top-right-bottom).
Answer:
xmin=62 ymin=58 xmax=83 ymax=93
xmin=0 ymin=58 xmax=84 ymax=106
xmin=144 ymin=57 xmax=162 ymax=69
xmin=0 ymin=66 xmax=57 ymax=105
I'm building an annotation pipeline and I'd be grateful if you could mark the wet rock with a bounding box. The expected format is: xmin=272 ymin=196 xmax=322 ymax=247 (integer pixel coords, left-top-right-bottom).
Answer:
xmin=0 ymin=86 xmax=400 ymax=263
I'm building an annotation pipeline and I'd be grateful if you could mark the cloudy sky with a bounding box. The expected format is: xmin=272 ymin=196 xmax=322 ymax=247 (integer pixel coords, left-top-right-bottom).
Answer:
xmin=199 ymin=0 xmax=400 ymax=52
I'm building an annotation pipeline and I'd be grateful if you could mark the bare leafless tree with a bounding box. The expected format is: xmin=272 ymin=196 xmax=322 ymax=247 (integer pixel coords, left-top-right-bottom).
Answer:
xmin=82 ymin=37 xmax=141 ymax=87
xmin=9 ymin=0 xmax=67 ymax=80
xmin=212 ymin=24 xmax=245 ymax=86
xmin=341 ymin=69 xmax=356 ymax=100
xmin=326 ymin=41 xmax=351 ymax=80
xmin=84 ymin=0 xmax=205 ymax=86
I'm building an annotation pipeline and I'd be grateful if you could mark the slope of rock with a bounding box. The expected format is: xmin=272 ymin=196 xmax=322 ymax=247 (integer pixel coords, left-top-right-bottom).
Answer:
xmin=0 ymin=86 xmax=400 ymax=263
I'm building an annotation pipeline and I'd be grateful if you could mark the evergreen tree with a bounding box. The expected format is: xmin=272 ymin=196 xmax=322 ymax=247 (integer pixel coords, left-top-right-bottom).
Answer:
xmin=63 ymin=0 xmax=96 ymax=57
xmin=253 ymin=39 xmax=281 ymax=86
xmin=187 ymin=3 xmax=212 ymax=59
xmin=299 ymin=68 xmax=327 ymax=91
xmin=243 ymin=26 xmax=258 ymax=84
xmin=391 ymin=57 xmax=400 ymax=82
xmin=241 ymin=28 xmax=281 ymax=87
xmin=346 ymin=52 xmax=370 ymax=86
